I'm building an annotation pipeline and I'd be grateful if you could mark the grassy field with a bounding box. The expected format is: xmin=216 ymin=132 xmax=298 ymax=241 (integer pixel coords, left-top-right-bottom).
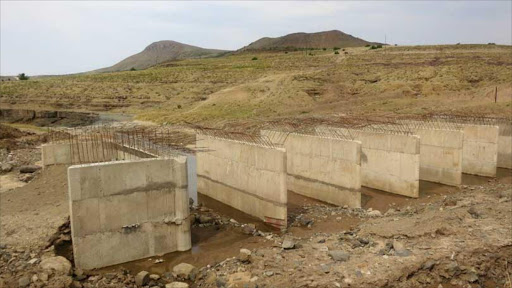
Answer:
xmin=1 ymin=44 xmax=511 ymax=124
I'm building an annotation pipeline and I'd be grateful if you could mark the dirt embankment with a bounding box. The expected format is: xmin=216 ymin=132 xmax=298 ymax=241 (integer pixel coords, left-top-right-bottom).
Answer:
xmin=0 ymin=108 xmax=99 ymax=127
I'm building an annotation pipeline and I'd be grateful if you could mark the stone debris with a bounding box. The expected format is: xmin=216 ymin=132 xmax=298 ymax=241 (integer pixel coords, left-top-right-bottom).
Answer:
xmin=239 ymin=248 xmax=252 ymax=263
xmin=165 ymin=282 xmax=189 ymax=288
xmin=135 ymin=271 xmax=149 ymax=286
xmin=281 ymin=238 xmax=295 ymax=249
xmin=173 ymin=263 xmax=197 ymax=280
xmin=19 ymin=165 xmax=41 ymax=173
xmin=39 ymin=256 xmax=72 ymax=275
xmin=328 ymin=250 xmax=350 ymax=262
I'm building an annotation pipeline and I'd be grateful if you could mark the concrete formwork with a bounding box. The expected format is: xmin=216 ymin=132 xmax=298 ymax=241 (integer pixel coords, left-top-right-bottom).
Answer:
xmin=461 ymin=125 xmax=499 ymax=177
xmin=284 ymin=133 xmax=362 ymax=207
xmin=317 ymin=127 xmax=420 ymax=198
xmin=409 ymin=129 xmax=463 ymax=186
xmin=68 ymin=158 xmax=191 ymax=270
xmin=196 ymin=135 xmax=287 ymax=228
xmin=497 ymin=123 xmax=512 ymax=169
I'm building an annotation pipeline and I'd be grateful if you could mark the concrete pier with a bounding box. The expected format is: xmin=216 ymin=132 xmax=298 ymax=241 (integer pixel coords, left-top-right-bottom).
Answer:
xmin=68 ymin=158 xmax=191 ymax=270
xmin=196 ymin=135 xmax=287 ymax=229
xmin=284 ymin=133 xmax=362 ymax=207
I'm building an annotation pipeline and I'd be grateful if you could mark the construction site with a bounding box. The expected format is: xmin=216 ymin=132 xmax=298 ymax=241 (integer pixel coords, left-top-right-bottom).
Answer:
xmin=1 ymin=111 xmax=511 ymax=288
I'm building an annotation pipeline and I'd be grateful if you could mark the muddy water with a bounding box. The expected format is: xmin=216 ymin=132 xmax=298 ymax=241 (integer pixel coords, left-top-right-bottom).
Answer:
xmin=197 ymin=194 xmax=273 ymax=233
xmin=97 ymin=225 xmax=268 ymax=276
xmin=462 ymin=168 xmax=511 ymax=185
xmin=96 ymin=193 xmax=272 ymax=275
xmin=361 ymin=181 xmax=459 ymax=212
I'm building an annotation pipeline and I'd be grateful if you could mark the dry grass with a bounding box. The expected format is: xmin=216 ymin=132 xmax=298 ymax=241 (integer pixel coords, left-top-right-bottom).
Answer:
xmin=1 ymin=44 xmax=511 ymax=125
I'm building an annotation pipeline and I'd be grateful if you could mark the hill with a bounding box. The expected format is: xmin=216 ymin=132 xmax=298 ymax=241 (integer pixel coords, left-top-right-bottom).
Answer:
xmin=1 ymin=45 xmax=511 ymax=123
xmin=240 ymin=30 xmax=381 ymax=51
xmin=95 ymin=40 xmax=229 ymax=72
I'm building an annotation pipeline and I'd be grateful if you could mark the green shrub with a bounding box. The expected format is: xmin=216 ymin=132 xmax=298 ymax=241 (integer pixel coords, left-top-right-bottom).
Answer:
xmin=130 ymin=67 xmax=136 ymax=71
xmin=251 ymin=57 xmax=258 ymax=60
xmin=18 ymin=73 xmax=29 ymax=80
xmin=284 ymin=51 xmax=288 ymax=54
xmin=322 ymin=48 xmax=327 ymax=51
xmin=365 ymin=44 xmax=371 ymax=47
xmin=334 ymin=51 xmax=339 ymax=55
xmin=333 ymin=47 xmax=340 ymax=51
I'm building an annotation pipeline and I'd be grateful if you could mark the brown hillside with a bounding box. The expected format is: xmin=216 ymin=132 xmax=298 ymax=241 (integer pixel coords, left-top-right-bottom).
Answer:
xmin=95 ymin=40 xmax=229 ymax=73
xmin=240 ymin=30 xmax=381 ymax=50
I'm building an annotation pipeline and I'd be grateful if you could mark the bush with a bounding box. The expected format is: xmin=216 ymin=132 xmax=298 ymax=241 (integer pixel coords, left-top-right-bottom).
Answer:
xmin=309 ymin=53 xmax=314 ymax=56
xmin=251 ymin=57 xmax=258 ymax=60
xmin=284 ymin=51 xmax=288 ymax=54
xmin=334 ymin=51 xmax=339 ymax=55
xmin=365 ymin=44 xmax=371 ymax=47
xmin=342 ymin=48 xmax=345 ymax=51
xmin=488 ymin=43 xmax=496 ymax=45
xmin=130 ymin=67 xmax=136 ymax=71
xmin=18 ymin=73 xmax=29 ymax=80
xmin=333 ymin=47 xmax=340 ymax=51
xmin=370 ymin=45 xmax=383 ymax=50
xmin=177 ymin=104 xmax=182 ymax=109
xmin=377 ymin=45 xmax=383 ymax=48
xmin=322 ymin=48 xmax=327 ymax=51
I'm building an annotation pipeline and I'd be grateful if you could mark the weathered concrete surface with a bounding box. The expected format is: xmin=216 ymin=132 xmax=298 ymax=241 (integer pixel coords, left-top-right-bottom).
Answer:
xmin=462 ymin=125 xmax=499 ymax=177
xmin=317 ymin=127 xmax=420 ymax=198
xmin=284 ymin=133 xmax=362 ymax=207
xmin=196 ymin=135 xmax=287 ymax=228
xmin=412 ymin=129 xmax=463 ymax=186
xmin=68 ymin=158 xmax=190 ymax=270
xmin=497 ymin=123 xmax=512 ymax=169
xmin=42 ymin=143 xmax=72 ymax=166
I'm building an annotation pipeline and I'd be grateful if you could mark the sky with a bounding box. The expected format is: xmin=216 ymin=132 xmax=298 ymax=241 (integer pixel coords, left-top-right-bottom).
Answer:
xmin=1 ymin=1 xmax=511 ymax=76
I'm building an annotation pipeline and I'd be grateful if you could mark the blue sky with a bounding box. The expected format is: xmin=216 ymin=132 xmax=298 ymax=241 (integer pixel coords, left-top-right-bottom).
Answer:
xmin=1 ymin=1 xmax=511 ymax=75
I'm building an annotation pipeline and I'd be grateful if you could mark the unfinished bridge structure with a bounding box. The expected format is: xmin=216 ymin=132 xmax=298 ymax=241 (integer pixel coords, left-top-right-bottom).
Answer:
xmin=41 ymin=114 xmax=511 ymax=270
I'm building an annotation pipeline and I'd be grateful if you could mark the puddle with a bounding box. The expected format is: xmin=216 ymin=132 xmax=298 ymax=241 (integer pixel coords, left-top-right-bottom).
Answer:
xmin=197 ymin=193 xmax=274 ymax=233
xmin=96 ymin=193 xmax=275 ymax=275
xmin=96 ymin=225 xmax=267 ymax=275
xmin=362 ymin=182 xmax=452 ymax=212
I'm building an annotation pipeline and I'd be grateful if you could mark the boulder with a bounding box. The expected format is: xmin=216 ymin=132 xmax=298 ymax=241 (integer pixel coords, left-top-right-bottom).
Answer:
xmin=19 ymin=165 xmax=41 ymax=173
xmin=135 ymin=271 xmax=149 ymax=286
xmin=328 ymin=250 xmax=350 ymax=262
xmin=281 ymin=238 xmax=295 ymax=249
xmin=239 ymin=248 xmax=252 ymax=263
xmin=18 ymin=276 xmax=30 ymax=288
xmin=1 ymin=163 xmax=13 ymax=173
xmin=40 ymin=256 xmax=72 ymax=275
xmin=172 ymin=263 xmax=197 ymax=280
xmin=165 ymin=282 xmax=189 ymax=288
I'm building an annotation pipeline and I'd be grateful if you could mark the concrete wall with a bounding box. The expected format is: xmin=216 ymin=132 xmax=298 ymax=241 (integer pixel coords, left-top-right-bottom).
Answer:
xmin=284 ymin=133 xmax=361 ymax=207
xmin=497 ymin=123 xmax=512 ymax=169
xmin=462 ymin=125 xmax=499 ymax=177
xmin=411 ymin=129 xmax=463 ymax=186
xmin=317 ymin=127 xmax=420 ymax=198
xmin=42 ymin=143 xmax=72 ymax=166
xmin=68 ymin=158 xmax=190 ymax=270
xmin=42 ymin=142 xmax=156 ymax=167
xmin=196 ymin=135 xmax=287 ymax=229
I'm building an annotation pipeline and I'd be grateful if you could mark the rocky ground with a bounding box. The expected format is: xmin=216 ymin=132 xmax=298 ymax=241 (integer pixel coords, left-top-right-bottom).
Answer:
xmin=0 ymin=126 xmax=511 ymax=288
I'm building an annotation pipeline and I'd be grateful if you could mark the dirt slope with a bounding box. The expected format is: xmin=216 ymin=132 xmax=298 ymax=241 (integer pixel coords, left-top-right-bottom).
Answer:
xmin=240 ymin=30 xmax=381 ymax=50
xmin=95 ymin=40 xmax=229 ymax=72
